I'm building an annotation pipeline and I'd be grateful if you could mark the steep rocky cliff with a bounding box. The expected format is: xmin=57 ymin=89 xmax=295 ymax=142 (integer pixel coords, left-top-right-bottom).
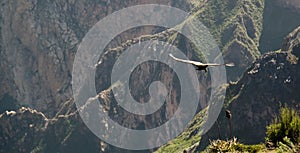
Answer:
xmin=1 ymin=0 xmax=299 ymax=153
xmin=226 ymin=25 xmax=300 ymax=142
xmin=0 ymin=0 xmax=264 ymax=117
xmin=156 ymin=26 xmax=300 ymax=152
xmin=259 ymin=0 xmax=300 ymax=53
xmin=0 ymin=0 xmax=190 ymax=116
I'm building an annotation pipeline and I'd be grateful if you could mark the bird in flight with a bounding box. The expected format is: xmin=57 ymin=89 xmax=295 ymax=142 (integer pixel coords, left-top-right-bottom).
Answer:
xmin=169 ymin=54 xmax=234 ymax=72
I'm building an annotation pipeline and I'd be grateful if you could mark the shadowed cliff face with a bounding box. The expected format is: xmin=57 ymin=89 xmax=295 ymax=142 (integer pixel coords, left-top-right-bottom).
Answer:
xmin=276 ymin=0 xmax=300 ymax=13
xmin=0 ymin=0 xmax=265 ymax=116
xmin=0 ymin=0 xmax=101 ymax=115
xmin=0 ymin=1 xmax=194 ymax=152
xmin=0 ymin=0 xmax=191 ymax=116
xmin=0 ymin=107 xmax=104 ymax=153
xmin=259 ymin=0 xmax=300 ymax=53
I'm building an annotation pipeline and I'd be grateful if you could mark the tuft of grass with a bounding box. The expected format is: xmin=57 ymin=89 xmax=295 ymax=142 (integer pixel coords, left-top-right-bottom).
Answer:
xmin=202 ymin=138 xmax=265 ymax=153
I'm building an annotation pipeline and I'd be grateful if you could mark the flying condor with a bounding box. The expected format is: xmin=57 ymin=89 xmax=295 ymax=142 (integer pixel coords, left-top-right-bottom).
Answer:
xmin=169 ymin=54 xmax=234 ymax=72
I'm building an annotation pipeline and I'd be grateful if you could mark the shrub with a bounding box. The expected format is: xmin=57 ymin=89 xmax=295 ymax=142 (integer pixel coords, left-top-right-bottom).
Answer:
xmin=266 ymin=107 xmax=300 ymax=145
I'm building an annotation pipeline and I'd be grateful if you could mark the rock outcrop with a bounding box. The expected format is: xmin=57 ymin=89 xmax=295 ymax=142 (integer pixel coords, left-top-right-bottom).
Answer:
xmin=0 ymin=107 xmax=105 ymax=153
xmin=156 ymin=26 xmax=300 ymax=152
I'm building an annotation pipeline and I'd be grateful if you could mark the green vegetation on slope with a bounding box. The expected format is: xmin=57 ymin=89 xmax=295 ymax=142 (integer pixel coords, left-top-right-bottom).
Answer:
xmin=155 ymin=109 xmax=207 ymax=153
xmin=189 ymin=0 xmax=264 ymax=80
xmin=193 ymin=0 xmax=263 ymax=50
xmin=165 ymin=0 xmax=264 ymax=80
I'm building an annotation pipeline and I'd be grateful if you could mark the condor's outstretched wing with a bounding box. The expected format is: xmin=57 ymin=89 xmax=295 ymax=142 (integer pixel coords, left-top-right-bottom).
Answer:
xmin=169 ymin=54 xmax=206 ymax=66
xmin=202 ymin=62 xmax=235 ymax=67
xmin=169 ymin=54 xmax=234 ymax=67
